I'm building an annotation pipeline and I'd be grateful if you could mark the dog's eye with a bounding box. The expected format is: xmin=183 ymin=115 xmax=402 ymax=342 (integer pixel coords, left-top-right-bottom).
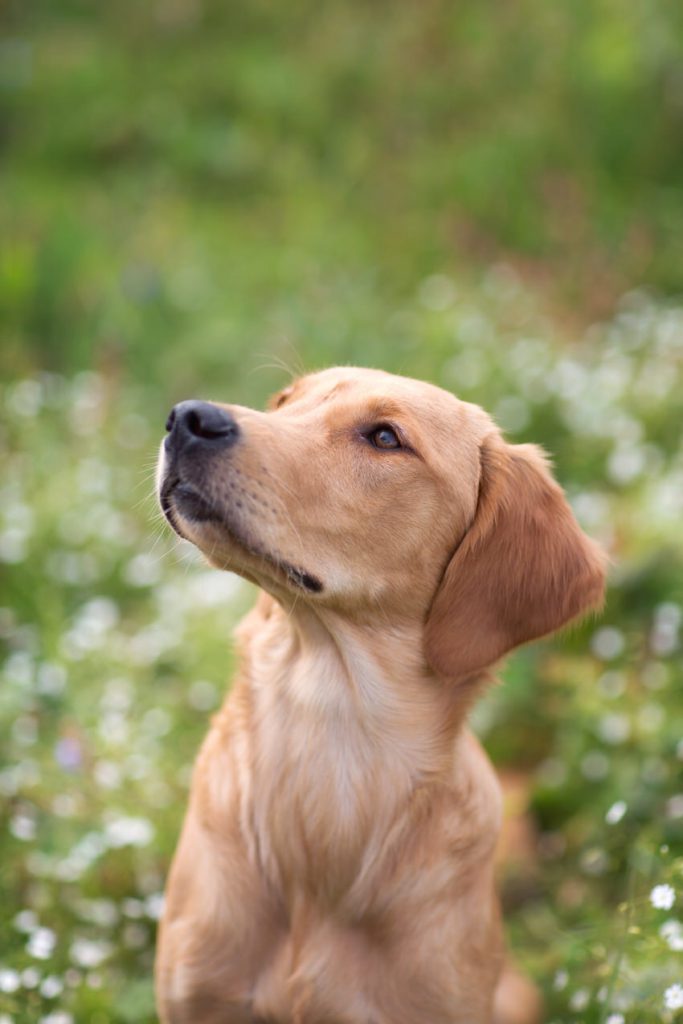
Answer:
xmin=368 ymin=425 xmax=401 ymax=450
xmin=272 ymin=387 xmax=293 ymax=409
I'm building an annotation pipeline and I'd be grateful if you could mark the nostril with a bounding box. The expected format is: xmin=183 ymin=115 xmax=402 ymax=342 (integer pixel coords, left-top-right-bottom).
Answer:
xmin=187 ymin=405 xmax=237 ymax=440
xmin=186 ymin=410 xmax=201 ymax=437
xmin=168 ymin=400 xmax=240 ymax=446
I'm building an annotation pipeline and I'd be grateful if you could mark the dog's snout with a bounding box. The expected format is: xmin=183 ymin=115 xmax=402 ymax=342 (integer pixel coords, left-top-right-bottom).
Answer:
xmin=165 ymin=400 xmax=240 ymax=451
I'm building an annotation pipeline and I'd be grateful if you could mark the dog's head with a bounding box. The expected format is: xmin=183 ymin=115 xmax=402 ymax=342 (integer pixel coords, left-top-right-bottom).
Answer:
xmin=157 ymin=367 xmax=606 ymax=680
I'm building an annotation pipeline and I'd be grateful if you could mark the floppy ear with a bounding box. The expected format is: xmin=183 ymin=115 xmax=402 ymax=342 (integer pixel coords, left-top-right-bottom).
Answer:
xmin=424 ymin=436 xmax=607 ymax=682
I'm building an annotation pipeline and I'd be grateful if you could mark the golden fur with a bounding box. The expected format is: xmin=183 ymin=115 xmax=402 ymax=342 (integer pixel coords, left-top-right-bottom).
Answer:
xmin=154 ymin=367 xmax=606 ymax=1023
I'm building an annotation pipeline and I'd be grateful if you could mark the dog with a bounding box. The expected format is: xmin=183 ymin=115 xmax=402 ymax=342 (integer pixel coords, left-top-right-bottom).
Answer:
xmin=155 ymin=367 xmax=606 ymax=1024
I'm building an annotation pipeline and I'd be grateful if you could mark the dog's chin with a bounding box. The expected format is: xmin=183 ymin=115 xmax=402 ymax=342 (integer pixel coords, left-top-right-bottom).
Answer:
xmin=158 ymin=480 xmax=324 ymax=596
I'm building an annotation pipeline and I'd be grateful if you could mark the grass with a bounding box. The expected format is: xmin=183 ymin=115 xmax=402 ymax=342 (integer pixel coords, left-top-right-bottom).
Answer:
xmin=1 ymin=2 xmax=682 ymax=1021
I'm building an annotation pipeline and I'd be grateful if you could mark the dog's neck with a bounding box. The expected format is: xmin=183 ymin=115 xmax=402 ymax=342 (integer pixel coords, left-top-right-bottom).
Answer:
xmin=227 ymin=592 xmax=499 ymax=900
xmin=237 ymin=592 xmax=481 ymax=779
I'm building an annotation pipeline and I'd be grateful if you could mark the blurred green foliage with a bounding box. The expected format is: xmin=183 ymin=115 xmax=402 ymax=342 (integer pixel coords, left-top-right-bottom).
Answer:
xmin=2 ymin=0 xmax=683 ymax=396
xmin=1 ymin=2 xmax=683 ymax=1023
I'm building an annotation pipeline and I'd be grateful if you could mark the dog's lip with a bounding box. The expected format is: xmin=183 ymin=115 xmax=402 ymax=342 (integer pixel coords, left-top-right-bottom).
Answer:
xmin=159 ymin=476 xmax=185 ymax=537
xmin=159 ymin=477 xmax=323 ymax=595
xmin=168 ymin=481 xmax=216 ymax=522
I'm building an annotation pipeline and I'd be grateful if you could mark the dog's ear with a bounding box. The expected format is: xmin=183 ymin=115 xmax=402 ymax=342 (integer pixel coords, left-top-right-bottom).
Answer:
xmin=424 ymin=437 xmax=607 ymax=682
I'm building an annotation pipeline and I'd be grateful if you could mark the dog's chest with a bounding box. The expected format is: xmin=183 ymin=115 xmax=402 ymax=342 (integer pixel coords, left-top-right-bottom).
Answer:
xmin=249 ymin=658 xmax=413 ymax=900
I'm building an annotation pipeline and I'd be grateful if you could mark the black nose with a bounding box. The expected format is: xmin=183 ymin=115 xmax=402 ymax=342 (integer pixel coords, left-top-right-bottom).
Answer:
xmin=165 ymin=400 xmax=240 ymax=452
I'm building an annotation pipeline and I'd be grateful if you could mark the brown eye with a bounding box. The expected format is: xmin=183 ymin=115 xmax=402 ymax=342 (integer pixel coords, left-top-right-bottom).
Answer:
xmin=368 ymin=425 xmax=401 ymax=450
xmin=273 ymin=387 xmax=293 ymax=409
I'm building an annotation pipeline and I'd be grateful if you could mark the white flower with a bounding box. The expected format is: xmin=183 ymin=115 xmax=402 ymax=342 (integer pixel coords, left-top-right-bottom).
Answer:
xmin=145 ymin=892 xmax=165 ymax=921
xmin=122 ymin=897 xmax=144 ymax=919
xmin=26 ymin=927 xmax=56 ymax=960
xmin=591 ymin=626 xmax=625 ymax=660
xmin=13 ymin=909 xmax=38 ymax=933
xmin=21 ymin=967 xmax=40 ymax=989
xmin=598 ymin=712 xmax=631 ymax=745
xmin=664 ymin=983 xmax=683 ymax=1010
xmin=661 ymin=919 xmax=683 ymax=951
xmin=39 ymin=976 xmax=63 ymax=998
xmin=104 ymin=816 xmax=154 ymax=848
xmin=39 ymin=1014 xmax=73 ymax=1024
xmin=73 ymin=897 xmax=118 ymax=928
xmin=9 ymin=812 xmax=36 ymax=842
xmin=651 ymin=884 xmax=676 ymax=910
xmin=570 ymin=988 xmax=590 ymax=1011
xmin=605 ymin=800 xmax=627 ymax=825
xmin=606 ymin=1015 xmax=624 ymax=1024
xmin=0 ymin=969 xmax=20 ymax=993
xmin=69 ymin=938 xmax=111 ymax=969
xmin=553 ymin=969 xmax=569 ymax=991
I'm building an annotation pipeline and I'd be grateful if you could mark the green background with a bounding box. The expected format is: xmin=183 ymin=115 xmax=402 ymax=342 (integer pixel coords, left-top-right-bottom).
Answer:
xmin=1 ymin=2 xmax=682 ymax=1021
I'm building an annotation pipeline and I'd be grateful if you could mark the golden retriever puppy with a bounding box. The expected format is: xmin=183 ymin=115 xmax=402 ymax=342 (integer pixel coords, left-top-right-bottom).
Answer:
xmin=155 ymin=367 xmax=606 ymax=1024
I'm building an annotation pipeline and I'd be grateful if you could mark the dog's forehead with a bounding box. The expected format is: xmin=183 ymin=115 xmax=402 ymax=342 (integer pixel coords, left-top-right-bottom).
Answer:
xmin=289 ymin=367 xmax=464 ymax=422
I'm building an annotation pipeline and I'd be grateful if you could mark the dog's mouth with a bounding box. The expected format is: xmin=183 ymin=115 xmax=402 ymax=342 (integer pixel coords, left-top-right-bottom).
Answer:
xmin=160 ymin=477 xmax=323 ymax=595
xmin=161 ymin=479 xmax=214 ymax=527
